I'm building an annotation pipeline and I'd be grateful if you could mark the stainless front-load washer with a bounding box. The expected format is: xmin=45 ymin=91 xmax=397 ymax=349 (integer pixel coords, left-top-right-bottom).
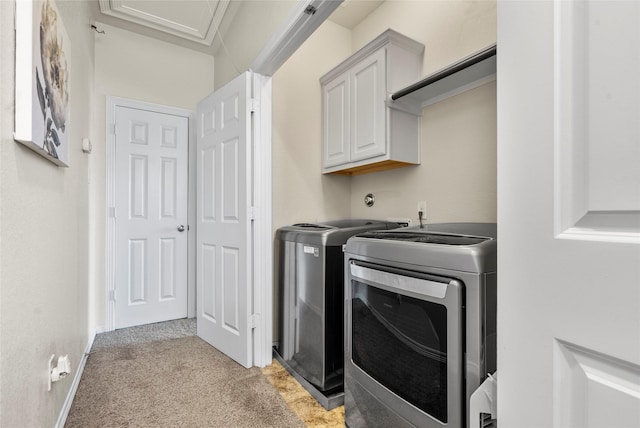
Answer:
xmin=275 ymin=219 xmax=400 ymax=409
xmin=344 ymin=223 xmax=497 ymax=428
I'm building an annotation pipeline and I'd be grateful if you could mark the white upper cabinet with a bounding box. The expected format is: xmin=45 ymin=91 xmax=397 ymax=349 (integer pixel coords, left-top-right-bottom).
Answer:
xmin=323 ymin=71 xmax=350 ymax=167
xmin=350 ymin=49 xmax=386 ymax=163
xmin=320 ymin=29 xmax=424 ymax=175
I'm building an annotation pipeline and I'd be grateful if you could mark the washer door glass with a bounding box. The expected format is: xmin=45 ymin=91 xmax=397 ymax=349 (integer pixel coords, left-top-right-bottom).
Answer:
xmin=348 ymin=260 xmax=464 ymax=425
xmin=352 ymin=281 xmax=449 ymax=421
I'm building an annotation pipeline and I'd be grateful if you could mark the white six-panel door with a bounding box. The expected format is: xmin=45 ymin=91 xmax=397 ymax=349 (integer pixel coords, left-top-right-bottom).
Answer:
xmin=196 ymin=72 xmax=253 ymax=368
xmin=114 ymin=106 xmax=189 ymax=329
xmin=497 ymin=1 xmax=640 ymax=427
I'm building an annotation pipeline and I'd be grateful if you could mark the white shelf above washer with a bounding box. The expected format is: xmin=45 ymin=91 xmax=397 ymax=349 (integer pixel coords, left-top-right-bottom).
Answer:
xmin=391 ymin=44 xmax=496 ymax=108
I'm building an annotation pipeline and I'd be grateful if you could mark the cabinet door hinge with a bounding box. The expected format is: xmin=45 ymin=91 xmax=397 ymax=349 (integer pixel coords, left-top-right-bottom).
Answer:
xmin=248 ymin=206 xmax=256 ymax=221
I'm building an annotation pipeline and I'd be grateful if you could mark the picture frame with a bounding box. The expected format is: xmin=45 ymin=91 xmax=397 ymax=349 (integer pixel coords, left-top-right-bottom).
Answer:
xmin=14 ymin=0 xmax=71 ymax=167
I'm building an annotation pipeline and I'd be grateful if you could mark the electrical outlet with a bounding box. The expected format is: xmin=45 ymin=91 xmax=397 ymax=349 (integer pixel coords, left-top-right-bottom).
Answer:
xmin=48 ymin=354 xmax=71 ymax=391
xmin=48 ymin=354 xmax=55 ymax=391
xmin=417 ymin=201 xmax=427 ymax=215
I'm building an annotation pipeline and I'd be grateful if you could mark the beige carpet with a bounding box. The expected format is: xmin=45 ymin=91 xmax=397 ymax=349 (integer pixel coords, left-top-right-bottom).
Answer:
xmin=65 ymin=336 xmax=305 ymax=427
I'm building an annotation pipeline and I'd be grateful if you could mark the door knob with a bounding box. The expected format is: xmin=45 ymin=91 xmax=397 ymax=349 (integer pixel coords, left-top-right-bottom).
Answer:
xmin=177 ymin=225 xmax=185 ymax=232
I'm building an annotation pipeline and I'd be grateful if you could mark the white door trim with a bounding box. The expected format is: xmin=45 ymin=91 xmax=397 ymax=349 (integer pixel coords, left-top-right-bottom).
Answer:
xmin=106 ymin=96 xmax=196 ymax=331
xmin=251 ymin=74 xmax=273 ymax=367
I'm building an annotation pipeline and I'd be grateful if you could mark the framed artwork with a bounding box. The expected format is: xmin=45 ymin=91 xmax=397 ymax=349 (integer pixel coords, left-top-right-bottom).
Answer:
xmin=15 ymin=0 xmax=71 ymax=167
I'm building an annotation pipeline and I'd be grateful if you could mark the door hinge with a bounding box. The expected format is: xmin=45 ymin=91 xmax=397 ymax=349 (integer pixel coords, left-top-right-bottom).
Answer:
xmin=109 ymin=289 xmax=116 ymax=302
xmin=110 ymin=123 xmax=116 ymax=135
xmin=108 ymin=207 xmax=116 ymax=218
xmin=248 ymin=206 xmax=256 ymax=221
xmin=249 ymin=98 xmax=258 ymax=113
xmin=249 ymin=313 xmax=260 ymax=329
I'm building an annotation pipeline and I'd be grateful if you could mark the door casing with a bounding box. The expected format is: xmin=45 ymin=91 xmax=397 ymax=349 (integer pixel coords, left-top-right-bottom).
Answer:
xmin=106 ymin=97 xmax=197 ymax=331
xmin=105 ymin=92 xmax=274 ymax=367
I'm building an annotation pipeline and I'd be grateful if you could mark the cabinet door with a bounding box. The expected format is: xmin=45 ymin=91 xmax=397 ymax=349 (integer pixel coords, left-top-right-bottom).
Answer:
xmin=322 ymin=72 xmax=350 ymax=168
xmin=350 ymin=48 xmax=387 ymax=162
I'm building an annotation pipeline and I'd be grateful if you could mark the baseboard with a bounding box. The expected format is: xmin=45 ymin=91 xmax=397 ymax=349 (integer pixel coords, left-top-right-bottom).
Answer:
xmin=54 ymin=329 xmax=97 ymax=428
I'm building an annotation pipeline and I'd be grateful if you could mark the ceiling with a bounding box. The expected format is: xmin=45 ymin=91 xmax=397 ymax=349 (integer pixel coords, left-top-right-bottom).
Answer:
xmin=328 ymin=0 xmax=384 ymax=29
xmin=91 ymin=0 xmax=385 ymax=56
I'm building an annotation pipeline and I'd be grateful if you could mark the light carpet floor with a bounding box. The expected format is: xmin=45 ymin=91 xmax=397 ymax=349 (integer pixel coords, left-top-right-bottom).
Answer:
xmin=90 ymin=318 xmax=196 ymax=350
xmin=66 ymin=319 xmax=344 ymax=427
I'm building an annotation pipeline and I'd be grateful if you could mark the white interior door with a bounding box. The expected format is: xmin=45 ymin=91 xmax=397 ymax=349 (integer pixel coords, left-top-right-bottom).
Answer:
xmin=497 ymin=1 xmax=640 ymax=427
xmin=196 ymin=71 xmax=253 ymax=368
xmin=114 ymin=106 xmax=189 ymax=329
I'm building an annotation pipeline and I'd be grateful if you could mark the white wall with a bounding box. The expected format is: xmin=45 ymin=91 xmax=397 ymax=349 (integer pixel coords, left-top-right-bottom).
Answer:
xmin=351 ymin=82 xmax=497 ymax=223
xmin=349 ymin=0 xmax=497 ymax=224
xmin=0 ymin=1 xmax=94 ymax=425
xmin=272 ymin=20 xmax=353 ymax=231
xmin=352 ymin=1 xmax=496 ymax=76
xmin=91 ymin=23 xmax=215 ymax=331
xmin=93 ymin=23 xmax=215 ymax=109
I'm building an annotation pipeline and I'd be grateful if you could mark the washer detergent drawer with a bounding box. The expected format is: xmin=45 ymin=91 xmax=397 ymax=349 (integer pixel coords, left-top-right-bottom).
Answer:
xmin=346 ymin=260 xmax=465 ymax=428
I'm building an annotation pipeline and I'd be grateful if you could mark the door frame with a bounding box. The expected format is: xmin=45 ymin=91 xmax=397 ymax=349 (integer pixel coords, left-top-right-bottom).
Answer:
xmin=105 ymin=96 xmax=196 ymax=331
xmin=251 ymin=73 xmax=273 ymax=367
xmin=104 ymin=92 xmax=274 ymax=366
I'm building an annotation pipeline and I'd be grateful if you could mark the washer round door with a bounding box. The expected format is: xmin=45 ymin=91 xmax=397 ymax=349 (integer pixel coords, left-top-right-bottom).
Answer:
xmin=345 ymin=260 xmax=464 ymax=428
